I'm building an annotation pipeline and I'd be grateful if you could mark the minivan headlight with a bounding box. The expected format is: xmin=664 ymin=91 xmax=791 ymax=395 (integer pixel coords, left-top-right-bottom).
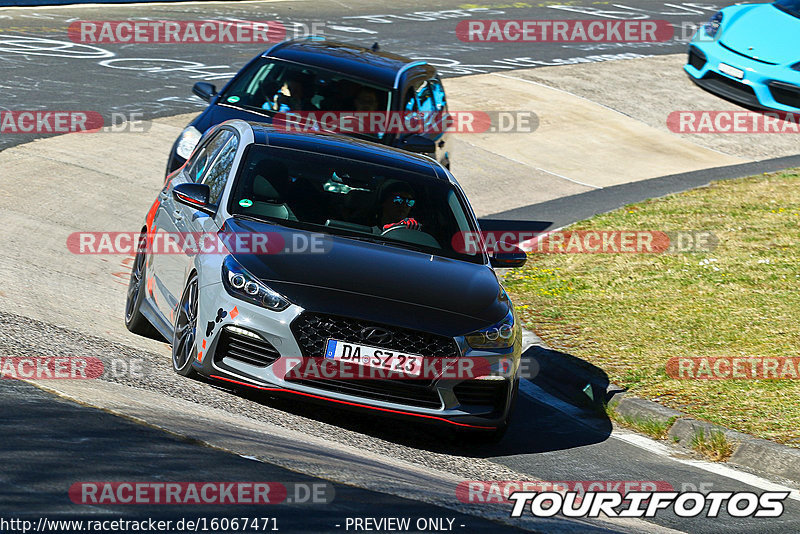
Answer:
xmin=221 ymin=256 xmax=290 ymax=311
xmin=466 ymin=308 xmax=516 ymax=349
xmin=176 ymin=126 xmax=202 ymax=160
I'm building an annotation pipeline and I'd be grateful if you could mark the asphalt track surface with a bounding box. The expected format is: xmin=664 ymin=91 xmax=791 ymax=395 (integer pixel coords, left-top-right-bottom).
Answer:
xmin=0 ymin=0 xmax=725 ymax=150
xmin=2 ymin=1 xmax=800 ymax=533
xmin=3 ymin=379 xmax=542 ymax=533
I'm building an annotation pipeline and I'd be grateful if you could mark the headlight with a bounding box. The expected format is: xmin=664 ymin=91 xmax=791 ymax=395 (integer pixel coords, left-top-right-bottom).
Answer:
xmin=221 ymin=256 xmax=290 ymax=311
xmin=465 ymin=308 xmax=516 ymax=349
xmin=704 ymin=11 xmax=723 ymax=38
xmin=175 ymin=126 xmax=202 ymax=160
xmin=792 ymin=62 xmax=800 ymax=71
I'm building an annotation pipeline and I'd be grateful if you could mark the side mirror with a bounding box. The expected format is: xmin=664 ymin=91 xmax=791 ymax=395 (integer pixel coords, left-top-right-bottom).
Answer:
xmin=490 ymin=243 xmax=527 ymax=268
xmin=192 ymin=82 xmax=217 ymax=103
xmin=173 ymin=183 xmax=215 ymax=215
xmin=398 ymin=134 xmax=436 ymax=154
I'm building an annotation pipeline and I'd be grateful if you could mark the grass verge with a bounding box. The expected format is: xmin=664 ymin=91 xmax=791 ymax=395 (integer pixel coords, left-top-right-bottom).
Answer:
xmin=691 ymin=428 xmax=735 ymax=462
xmin=606 ymin=404 xmax=676 ymax=440
xmin=504 ymin=169 xmax=800 ymax=445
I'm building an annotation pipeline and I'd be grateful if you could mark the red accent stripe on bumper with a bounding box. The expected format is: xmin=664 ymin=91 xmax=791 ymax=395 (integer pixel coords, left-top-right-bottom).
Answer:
xmin=209 ymin=374 xmax=494 ymax=430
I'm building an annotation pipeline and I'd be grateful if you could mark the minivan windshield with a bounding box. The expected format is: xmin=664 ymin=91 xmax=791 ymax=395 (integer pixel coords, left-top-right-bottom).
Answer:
xmin=220 ymin=58 xmax=391 ymax=139
xmin=227 ymin=145 xmax=484 ymax=264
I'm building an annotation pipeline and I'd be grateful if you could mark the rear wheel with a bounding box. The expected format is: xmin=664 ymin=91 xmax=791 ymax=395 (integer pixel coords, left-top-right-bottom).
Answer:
xmin=125 ymin=232 xmax=160 ymax=339
xmin=172 ymin=274 xmax=200 ymax=378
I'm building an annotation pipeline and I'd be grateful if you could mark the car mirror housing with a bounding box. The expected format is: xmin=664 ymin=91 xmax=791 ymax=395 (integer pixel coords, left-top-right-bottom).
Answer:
xmin=399 ymin=134 xmax=436 ymax=154
xmin=173 ymin=183 xmax=216 ymax=215
xmin=490 ymin=243 xmax=527 ymax=268
xmin=192 ymin=82 xmax=217 ymax=102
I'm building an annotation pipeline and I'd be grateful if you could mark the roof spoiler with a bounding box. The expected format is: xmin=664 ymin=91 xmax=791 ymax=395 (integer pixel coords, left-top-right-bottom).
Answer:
xmin=263 ymin=34 xmax=326 ymax=57
xmin=393 ymin=61 xmax=428 ymax=89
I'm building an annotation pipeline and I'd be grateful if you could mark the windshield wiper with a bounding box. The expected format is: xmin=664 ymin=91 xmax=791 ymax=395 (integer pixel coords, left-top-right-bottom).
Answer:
xmin=376 ymin=239 xmax=434 ymax=254
xmin=232 ymin=213 xmax=270 ymax=223
xmin=231 ymin=213 xmax=297 ymax=230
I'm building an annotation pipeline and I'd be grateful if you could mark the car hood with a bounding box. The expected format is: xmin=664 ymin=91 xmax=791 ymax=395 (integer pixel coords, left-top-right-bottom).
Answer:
xmin=720 ymin=4 xmax=800 ymax=65
xmin=223 ymin=218 xmax=507 ymax=337
xmin=196 ymin=103 xmax=274 ymax=132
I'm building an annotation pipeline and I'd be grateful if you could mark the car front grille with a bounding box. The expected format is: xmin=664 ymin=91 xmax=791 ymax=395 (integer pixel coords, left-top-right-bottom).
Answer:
xmin=454 ymin=379 xmax=509 ymax=411
xmin=698 ymin=71 xmax=759 ymax=107
xmin=768 ymin=81 xmax=800 ymax=109
xmin=214 ymin=327 xmax=281 ymax=368
xmin=287 ymin=312 xmax=459 ymax=409
xmin=688 ymin=46 xmax=706 ymax=70
xmin=291 ymin=312 xmax=460 ymax=359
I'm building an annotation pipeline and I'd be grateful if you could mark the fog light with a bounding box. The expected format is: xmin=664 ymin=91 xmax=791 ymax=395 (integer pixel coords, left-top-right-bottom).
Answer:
xmin=226 ymin=326 xmax=261 ymax=340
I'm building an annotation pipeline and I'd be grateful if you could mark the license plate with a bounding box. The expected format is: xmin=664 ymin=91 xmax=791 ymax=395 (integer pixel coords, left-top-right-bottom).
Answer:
xmin=718 ymin=62 xmax=744 ymax=80
xmin=324 ymin=339 xmax=423 ymax=377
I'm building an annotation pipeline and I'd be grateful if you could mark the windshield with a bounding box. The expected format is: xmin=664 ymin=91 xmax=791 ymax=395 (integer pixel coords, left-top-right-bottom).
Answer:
xmin=220 ymin=58 xmax=391 ymax=139
xmin=227 ymin=145 xmax=484 ymax=264
xmin=775 ymin=0 xmax=800 ymax=17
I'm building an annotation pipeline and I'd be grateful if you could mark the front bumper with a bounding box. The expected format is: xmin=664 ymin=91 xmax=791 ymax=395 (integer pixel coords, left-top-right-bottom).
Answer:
xmin=191 ymin=283 xmax=521 ymax=430
xmin=684 ymin=37 xmax=800 ymax=112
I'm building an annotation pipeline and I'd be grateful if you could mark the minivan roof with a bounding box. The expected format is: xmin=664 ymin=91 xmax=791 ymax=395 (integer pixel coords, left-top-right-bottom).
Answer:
xmin=264 ymin=39 xmax=428 ymax=88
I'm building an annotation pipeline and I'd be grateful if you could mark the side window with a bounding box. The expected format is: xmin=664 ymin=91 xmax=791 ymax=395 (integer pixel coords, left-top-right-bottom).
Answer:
xmin=411 ymin=78 xmax=445 ymax=130
xmin=428 ymin=78 xmax=447 ymax=111
xmin=186 ymin=130 xmax=234 ymax=183
xmin=201 ymin=134 xmax=239 ymax=206
xmin=403 ymin=85 xmax=419 ymax=113
xmin=416 ymin=84 xmax=436 ymax=114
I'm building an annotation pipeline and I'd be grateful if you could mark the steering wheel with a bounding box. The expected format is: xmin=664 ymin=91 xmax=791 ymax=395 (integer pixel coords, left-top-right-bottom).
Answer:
xmin=380 ymin=225 xmax=409 ymax=236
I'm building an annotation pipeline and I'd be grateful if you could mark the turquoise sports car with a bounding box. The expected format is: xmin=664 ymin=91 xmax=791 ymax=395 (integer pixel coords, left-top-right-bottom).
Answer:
xmin=685 ymin=0 xmax=800 ymax=112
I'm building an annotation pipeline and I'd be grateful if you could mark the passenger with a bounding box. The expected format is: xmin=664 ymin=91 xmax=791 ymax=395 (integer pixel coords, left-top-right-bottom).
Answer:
xmin=353 ymin=87 xmax=381 ymax=112
xmin=321 ymin=79 xmax=359 ymax=111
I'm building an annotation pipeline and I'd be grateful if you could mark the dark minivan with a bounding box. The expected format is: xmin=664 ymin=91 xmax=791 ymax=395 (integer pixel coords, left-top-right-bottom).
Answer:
xmin=167 ymin=38 xmax=452 ymax=174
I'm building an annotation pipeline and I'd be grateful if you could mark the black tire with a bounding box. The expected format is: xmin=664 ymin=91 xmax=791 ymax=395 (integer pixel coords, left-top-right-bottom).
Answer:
xmin=172 ymin=274 xmax=200 ymax=378
xmin=125 ymin=232 xmax=161 ymax=339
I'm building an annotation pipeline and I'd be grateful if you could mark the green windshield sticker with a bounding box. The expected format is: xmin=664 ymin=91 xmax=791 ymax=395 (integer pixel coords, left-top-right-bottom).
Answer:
xmin=227 ymin=96 xmax=241 ymax=103
xmin=239 ymin=199 xmax=253 ymax=208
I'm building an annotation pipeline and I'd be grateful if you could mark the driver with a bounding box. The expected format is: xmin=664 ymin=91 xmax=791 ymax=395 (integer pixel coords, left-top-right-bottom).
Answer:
xmin=273 ymin=71 xmax=315 ymax=111
xmin=376 ymin=182 xmax=421 ymax=232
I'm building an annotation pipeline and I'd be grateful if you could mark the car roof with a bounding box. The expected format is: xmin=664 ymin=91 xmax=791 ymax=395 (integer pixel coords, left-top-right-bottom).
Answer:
xmin=263 ymin=39 xmax=428 ymax=88
xmin=245 ymin=121 xmax=445 ymax=179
